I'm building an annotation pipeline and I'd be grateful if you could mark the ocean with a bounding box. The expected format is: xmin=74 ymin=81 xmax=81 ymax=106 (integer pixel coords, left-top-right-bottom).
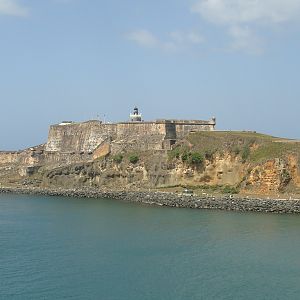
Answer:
xmin=1 ymin=193 xmax=300 ymax=299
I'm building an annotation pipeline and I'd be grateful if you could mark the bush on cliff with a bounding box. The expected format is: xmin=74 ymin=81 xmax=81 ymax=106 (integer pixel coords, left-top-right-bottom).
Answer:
xmin=113 ymin=154 xmax=123 ymax=164
xmin=169 ymin=147 xmax=181 ymax=159
xmin=181 ymin=151 xmax=190 ymax=163
xmin=204 ymin=149 xmax=216 ymax=160
xmin=222 ymin=185 xmax=240 ymax=194
xmin=233 ymin=146 xmax=241 ymax=156
xmin=190 ymin=152 xmax=204 ymax=165
xmin=181 ymin=151 xmax=203 ymax=166
xmin=241 ymin=145 xmax=250 ymax=162
xmin=129 ymin=154 xmax=139 ymax=164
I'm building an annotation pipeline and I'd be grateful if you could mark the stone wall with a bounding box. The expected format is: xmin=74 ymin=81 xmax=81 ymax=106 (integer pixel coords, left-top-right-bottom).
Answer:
xmin=45 ymin=121 xmax=169 ymax=154
xmin=45 ymin=121 xmax=117 ymax=153
xmin=0 ymin=152 xmax=19 ymax=165
xmin=44 ymin=118 xmax=215 ymax=156
xmin=0 ymin=116 xmax=216 ymax=180
xmin=173 ymin=119 xmax=216 ymax=139
xmin=113 ymin=122 xmax=169 ymax=152
xmin=0 ymin=118 xmax=215 ymax=177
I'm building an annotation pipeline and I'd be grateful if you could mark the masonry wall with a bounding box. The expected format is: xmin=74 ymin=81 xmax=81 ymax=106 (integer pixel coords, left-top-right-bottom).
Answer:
xmin=0 ymin=152 xmax=19 ymax=166
xmin=176 ymin=124 xmax=215 ymax=138
xmin=45 ymin=119 xmax=215 ymax=156
xmin=45 ymin=121 xmax=169 ymax=154
xmin=45 ymin=121 xmax=117 ymax=153
xmin=112 ymin=122 xmax=168 ymax=152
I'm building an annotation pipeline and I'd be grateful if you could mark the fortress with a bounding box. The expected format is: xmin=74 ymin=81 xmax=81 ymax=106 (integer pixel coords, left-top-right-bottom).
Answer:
xmin=45 ymin=107 xmax=216 ymax=155
xmin=0 ymin=108 xmax=216 ymax=177
xmin=3 ymin=108 xmax=300 ymax=197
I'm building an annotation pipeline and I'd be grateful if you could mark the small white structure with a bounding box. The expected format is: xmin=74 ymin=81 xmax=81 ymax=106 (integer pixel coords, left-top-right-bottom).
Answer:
xmin=59 ymin=121 xmax=74 ymax=126
xmin=130 ymin=107 xmax=142 ymax=122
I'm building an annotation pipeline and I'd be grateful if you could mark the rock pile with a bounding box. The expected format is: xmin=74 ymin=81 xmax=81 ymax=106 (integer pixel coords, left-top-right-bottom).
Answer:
xmin=1 ymin=187 xmax=300 ymax=214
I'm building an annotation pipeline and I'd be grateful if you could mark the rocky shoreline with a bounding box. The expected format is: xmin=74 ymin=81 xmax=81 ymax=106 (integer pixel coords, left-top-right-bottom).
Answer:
xmin=1 ymin=187 xmax=300 ymax=214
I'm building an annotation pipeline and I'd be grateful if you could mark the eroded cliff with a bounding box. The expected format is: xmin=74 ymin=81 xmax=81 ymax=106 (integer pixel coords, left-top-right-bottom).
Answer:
xmin=1 ymin=131 xmax=300 ymax=196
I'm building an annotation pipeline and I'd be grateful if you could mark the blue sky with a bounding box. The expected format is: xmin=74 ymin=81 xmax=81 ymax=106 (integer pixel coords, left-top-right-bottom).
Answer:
xmin=1 ymin=0 xmax=300 ymax=150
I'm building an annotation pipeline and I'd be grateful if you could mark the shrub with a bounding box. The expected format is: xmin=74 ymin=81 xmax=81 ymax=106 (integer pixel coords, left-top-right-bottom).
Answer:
xmin=233 ymin=146 xmax=240 ymax=156
xmin=169 ymin=147 xmax=181 ymax=160
xmin=129 ymin=154 xmax=139 ymax=164
xmin=113 ymin=154 xmax=123 ymax=164
xmin=241 ymin=145 xmax=250 ymax=162
xmin=222 ymin=185 xmax=239 ymax=194
xmin=205 ymin=149 xmax=215 ymax=160
xmin=190 ymin=152 xmax=204 ymax=165
xmin=181 ymin=151 xmax=190 ymax=162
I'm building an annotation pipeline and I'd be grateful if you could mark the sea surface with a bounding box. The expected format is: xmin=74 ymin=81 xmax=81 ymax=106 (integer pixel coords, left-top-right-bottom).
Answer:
xmin=1 ymin=194 xmax=300 ymax=300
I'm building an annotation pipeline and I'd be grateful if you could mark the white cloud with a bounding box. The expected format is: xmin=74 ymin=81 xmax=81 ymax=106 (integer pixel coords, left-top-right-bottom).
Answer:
xmin=53 ymin=0 xmax=75 ymax=4
xmin=0 ymin=0 xmax=28 ymax=17
xmin=191 ymin=0 xmax=300 ymax=25
xmin=228 ymin=26 xmax=263 ymax=54
xmin=170 ymin=31 xmax=205 ymax=44
xmin=126 ymin=30 xmax=160 ymax=48
xmin=187 ymin=32 xmax=205 ymax=44
xmin=191 ymin=0 xmax=300 ymax=54
xmin=126 ymin=29 xmax=205 ymax=52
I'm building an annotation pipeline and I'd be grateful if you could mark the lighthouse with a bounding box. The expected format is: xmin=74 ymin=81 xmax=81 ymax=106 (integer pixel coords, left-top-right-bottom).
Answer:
xmin=130 ymin=107 xmax=142 ymax=122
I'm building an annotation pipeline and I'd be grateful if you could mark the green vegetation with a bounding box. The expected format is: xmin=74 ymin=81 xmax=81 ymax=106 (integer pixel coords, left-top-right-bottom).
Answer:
xmin=190 ymin=152 xmax=204 ymax=165
xmin=187 ymin=131 xmax=274 ymax=152
xmin=222 ymin=185 xmax=240 ymax=194
xmin=204 ymin=149 xmax=216 ymax=160
xmin=181 ymin=151 xmax=189 ymax=162
xmin=168 ymin=147 xmax=181 ymax=160
xmin=168 ymin=131 xmax=300 ymax=168
xmin=233 ymin=146 xmax=240 ymax=156
xmin=249 ymin=142 xmax=300 ymax=163
xmin=113 ymin=154 xmax=123 ymax=164
xmin=129 ymin=154 xmax=139 ymax=164
xmin=195 ymin=184 xmax=239 ymax=194
xmin=170 ymin=149 xmax=204 ymax=166
xmin=182 ymin=131 xmax=300 ymax=164
xmin=241 ymin=145 xmax=250 ymax=162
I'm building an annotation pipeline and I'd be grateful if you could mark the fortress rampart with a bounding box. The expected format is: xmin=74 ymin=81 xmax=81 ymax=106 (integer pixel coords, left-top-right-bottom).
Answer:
xmin=0 ymin=152 xmax=20 ymax=165
xmin=45 ymin=117 xmax=216 ymax=155
xmin=0 ymin=109 xmax=216 ymax=176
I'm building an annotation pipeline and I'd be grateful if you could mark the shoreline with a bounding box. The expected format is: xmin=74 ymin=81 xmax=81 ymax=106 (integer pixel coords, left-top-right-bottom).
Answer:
xmin=1 ymin=187 xmax=300 ymax=214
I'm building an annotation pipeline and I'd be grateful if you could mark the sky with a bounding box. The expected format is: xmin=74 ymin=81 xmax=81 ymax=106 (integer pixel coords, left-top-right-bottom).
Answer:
xmin=1 ymin=0 xmax=300 ymax=150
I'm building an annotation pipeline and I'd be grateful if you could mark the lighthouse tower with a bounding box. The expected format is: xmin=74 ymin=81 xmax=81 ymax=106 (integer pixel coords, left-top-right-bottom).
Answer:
xmin=130 ymin=107 xmax=142 ymax=122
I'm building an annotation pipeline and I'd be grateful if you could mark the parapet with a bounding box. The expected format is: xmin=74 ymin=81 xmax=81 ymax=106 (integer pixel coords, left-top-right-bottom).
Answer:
xmin=155 ymin=118 xmax=216 ymax=126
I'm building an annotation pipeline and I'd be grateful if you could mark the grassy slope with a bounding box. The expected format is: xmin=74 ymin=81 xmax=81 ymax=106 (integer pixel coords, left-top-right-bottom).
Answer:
xmin=182 ymin=131 xmax=300 ymax=164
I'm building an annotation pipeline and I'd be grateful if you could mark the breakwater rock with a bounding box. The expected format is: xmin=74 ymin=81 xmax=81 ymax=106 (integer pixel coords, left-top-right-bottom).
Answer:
xmin=1 ymin=187 xmax=300 ymax=214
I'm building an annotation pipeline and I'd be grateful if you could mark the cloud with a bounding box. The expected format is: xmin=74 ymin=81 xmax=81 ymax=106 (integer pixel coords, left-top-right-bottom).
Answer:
xmin=126 ymin=30 xmax=160 ymax=48
xmin=170 ymin=31 xmax=205 ymax=45
xmin=52 ymin=0 xmax=75 ymax=4
xmin=0 ymin=0 xmax=28 ymax=17
xmin=191 ymin=0 xmax=300 ymax=25
xmin=126 ymin=29 xmax=205 ymax=52
xmin=191 ymin=0 xmax=300 ymax=54
xmin=228 ymin=26 xmax=263 ymax=54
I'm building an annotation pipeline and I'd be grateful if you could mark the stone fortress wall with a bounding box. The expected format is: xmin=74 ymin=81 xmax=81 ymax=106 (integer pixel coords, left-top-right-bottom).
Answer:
xmin=45 ymin=116 xmax=216 ymax=155
xmin=0 ymin=152 xmax=19 ymax=165
xmin=0 ymin=108 xmax=216 ymax=176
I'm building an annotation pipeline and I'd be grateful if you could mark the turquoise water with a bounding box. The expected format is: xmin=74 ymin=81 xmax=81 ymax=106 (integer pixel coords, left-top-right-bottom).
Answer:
xmin=1 ymin=194 xmax=300 ymax=300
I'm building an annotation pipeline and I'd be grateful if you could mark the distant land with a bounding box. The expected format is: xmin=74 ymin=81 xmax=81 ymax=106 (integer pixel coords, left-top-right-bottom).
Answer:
xmin=1 ymin=107 xmax=300 ymax=204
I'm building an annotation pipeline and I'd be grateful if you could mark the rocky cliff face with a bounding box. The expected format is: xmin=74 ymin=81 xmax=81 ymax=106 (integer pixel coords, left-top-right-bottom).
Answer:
xmin=15 ymin=149 xmax=300 ymax=196
xmin=1 ymin=132 xmax=300 ymax=196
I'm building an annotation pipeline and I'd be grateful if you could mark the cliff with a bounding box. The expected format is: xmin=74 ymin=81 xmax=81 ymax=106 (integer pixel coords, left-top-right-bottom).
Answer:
xmin=1 ymin=131 xmax=300 ymax=197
